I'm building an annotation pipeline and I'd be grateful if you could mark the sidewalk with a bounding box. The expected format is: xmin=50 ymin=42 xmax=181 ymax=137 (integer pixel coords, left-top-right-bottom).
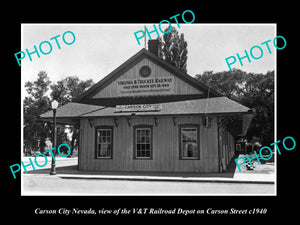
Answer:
xmin=57 ymin=171 xmax=274 ymax=184
xmin=25 ymin=155 xmax=275 ymax=184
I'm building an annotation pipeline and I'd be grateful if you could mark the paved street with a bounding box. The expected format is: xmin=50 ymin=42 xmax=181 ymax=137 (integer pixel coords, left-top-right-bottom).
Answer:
xmin=20 ymin=156 xmax=275 ymax=195
xmin=22 ymin=174 xmax=274 ymax=195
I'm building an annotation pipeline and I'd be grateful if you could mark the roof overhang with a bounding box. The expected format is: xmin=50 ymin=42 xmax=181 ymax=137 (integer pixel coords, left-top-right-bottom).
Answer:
xmin=218 ymin=112 xmax=253 ymax=136
xmin=38 ymin=97 xmax=253 ymax=137
xmin=37 ymin=117 xmax=80 ymax=125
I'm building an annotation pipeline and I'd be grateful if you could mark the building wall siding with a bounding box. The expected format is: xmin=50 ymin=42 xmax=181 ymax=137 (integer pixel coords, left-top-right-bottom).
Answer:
xmin=79 ymin=115 xmax=220 ymax=172
xmin=92 ymin=58 xmax=203 ymax=98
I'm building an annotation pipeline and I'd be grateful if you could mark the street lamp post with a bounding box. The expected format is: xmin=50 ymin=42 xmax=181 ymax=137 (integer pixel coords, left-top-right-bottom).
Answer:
xmin=50 ymin=100 xmax=58 ymax=175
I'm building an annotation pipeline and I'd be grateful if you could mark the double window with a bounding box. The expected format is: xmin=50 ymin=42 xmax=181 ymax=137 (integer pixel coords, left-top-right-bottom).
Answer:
xmin=95 ymin=126 xmax=113 ymax=159
xmin=134 ymin=125 xmax=152 ymax=159
xmin=179 ymin=125 xmax=200 ymax=159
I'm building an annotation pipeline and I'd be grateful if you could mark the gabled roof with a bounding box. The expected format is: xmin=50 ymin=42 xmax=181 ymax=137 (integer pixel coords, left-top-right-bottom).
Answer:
xmin=75 ymin=48 xmax=221 ymax=104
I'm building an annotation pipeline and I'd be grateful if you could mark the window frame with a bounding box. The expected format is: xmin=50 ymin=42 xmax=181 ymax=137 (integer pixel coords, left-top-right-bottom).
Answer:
xmin=179 ymin=124 xmax=200 ymax=160
xmin=95 ymin=126 xmax=114 ymax=159
xmin=133 ymin=125 xmax=153 ymax=160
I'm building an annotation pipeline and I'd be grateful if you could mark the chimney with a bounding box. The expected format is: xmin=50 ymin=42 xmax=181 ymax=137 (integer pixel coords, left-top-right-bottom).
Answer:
xmin=148 ymin=40 xmax=159 ymax=56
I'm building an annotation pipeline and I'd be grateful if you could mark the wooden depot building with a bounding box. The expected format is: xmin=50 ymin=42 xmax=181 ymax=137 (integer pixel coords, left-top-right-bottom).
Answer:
xmin=39 ymin=40 xmax=253 ymax=173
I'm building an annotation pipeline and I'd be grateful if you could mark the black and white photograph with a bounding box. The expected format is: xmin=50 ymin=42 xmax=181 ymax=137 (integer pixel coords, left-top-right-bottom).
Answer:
xmin=5 ymin=5 xmax=298 ymax=219
xmin=20 ymin=24 xmax=276 ymax=195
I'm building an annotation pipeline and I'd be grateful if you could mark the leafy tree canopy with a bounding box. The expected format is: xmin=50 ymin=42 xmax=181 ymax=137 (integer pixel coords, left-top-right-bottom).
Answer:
xmin=23 ymin=72 xmax=94 ymax=155
xmin=196 ymin=69 xmax=274 ymax=145
xmin=157 ymin=26 xmax=188 ymax=73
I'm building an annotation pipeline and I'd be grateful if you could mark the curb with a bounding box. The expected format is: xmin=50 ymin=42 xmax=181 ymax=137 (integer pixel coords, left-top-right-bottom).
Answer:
xmin=57 ymin=174 xmax=275 ymax=184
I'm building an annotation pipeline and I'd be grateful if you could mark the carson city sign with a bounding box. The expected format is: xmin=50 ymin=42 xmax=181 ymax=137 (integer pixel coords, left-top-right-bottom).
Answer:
xmin=115 ymin=104 xmax=162 ymax=112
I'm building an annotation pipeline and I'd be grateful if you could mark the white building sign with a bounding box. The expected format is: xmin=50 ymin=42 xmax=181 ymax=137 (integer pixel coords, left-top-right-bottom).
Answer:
xmin=115 ymin=104 xmax=162 ymax=112
xmin=116 ymin=77 xmax=174 ymax=96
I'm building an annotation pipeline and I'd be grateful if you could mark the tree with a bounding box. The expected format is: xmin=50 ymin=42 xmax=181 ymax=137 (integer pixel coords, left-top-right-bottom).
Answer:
xmin=50 ymin=76 xmax=94 ymax=155
xmin=195 ymin=69 xmax=247 ymax=100
xmin=50 ymin=76 xmax=93 ymax=105
xmin=23 ymin=71 xmax=51 ymax=154
xmin=157 ymin=26 xmax=188 ymax=73
xmin=24 ymin=72 xmax=94 ymax=156
xmin=239 ymin=71 xmax=274 ymax=145
xmin=196 ymin=69 xmax=274 ymax=146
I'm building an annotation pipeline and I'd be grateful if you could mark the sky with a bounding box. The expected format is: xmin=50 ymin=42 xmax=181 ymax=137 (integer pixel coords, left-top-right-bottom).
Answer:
xmin=21 ymin=23 xmax=276 ymax=96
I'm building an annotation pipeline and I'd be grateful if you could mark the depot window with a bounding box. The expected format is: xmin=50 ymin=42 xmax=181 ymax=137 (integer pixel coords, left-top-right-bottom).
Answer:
xmin=179 ymin=124 xmax=200 ymax=159
xmin=134 ymin=125 xmax=153 ymax=159
xmin=95 ymin=126 xmax=113 ymax=159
